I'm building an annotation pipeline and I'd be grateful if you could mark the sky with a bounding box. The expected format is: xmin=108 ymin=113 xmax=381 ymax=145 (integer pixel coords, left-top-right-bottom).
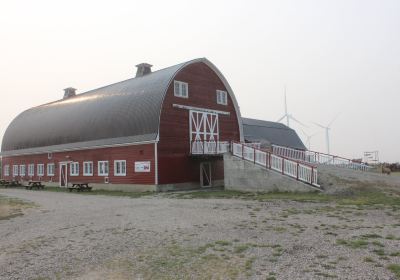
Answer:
xmin=0 ymin=0 xmax=399 ymax=162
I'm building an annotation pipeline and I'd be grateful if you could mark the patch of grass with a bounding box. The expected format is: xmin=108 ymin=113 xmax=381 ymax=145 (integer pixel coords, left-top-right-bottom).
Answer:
xmin=0 ymin=195 xmax=36 ymax=220
xmin=372 ymin=241 xmax=385 ymax=247
xmin=44 ymin=186 xmax=155 ymax=198
xmin=364 ymin=257 xmax=375 ymax=263
xmin=373 ymin=249 xmax=385 ymax=256
xmin=336 ymin=239 xmax=369 ymax=249
xmin=234 ymin=244 xmax=251 ymax=254
xmin=388 ymin=264 xmax=400 ymax=279
xmin=244 ymin=257 xmax=256 ymax=270
xmin=167 ymin=188 xmax=400 ymax=207
xmin=361 ymin=233 xmax=382 ymax=239
xmin=215 ymin=240 xmax=232 ymax=246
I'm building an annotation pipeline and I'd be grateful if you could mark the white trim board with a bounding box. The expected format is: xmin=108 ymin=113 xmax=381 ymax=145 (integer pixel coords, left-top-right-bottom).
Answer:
xmin=173 ymin=104 xmax=230 ymax=116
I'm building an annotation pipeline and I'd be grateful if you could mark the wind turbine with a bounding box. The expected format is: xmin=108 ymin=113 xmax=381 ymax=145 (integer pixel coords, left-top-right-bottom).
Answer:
xmin=300 ymin=129 xmax=318 ymax=150
xmin=313 ymin=115 xmax=339 ymax=154
xmin=277 ymin=85 xmax=306 ymax=128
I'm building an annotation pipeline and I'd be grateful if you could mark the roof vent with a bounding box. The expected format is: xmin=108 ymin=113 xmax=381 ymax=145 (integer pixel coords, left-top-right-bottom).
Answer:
xmin=135 ymin=63 xmax=152 ymax=77
xmin=63 ymin=87 xmax=76 ymax=99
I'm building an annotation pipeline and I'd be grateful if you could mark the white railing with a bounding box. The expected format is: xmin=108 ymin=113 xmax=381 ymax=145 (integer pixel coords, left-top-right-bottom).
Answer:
xmin=272 ymin=145 xmax=372 ymax=172
xmin=232 ymin=142 xmax=320 ymax=188
xmin=191 ymin=141 xmax=230 ymax=155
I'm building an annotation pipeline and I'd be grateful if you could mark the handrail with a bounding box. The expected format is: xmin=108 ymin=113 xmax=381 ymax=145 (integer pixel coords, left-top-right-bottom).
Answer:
xmin=272 ymin=144 xmax=372 ymax=172
xmin=232 ymin=141 xmax=320 ymax=188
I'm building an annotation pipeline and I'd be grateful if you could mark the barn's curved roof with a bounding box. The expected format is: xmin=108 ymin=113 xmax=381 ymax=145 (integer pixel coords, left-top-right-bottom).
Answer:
xmin=242 ymin=117 xmax=306 ymax=150
xmin=1 ymin=58 xmax=243 ymax=156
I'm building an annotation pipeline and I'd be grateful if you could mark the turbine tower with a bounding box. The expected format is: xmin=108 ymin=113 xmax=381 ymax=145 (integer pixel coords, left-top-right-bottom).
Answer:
xmin=277 ymin=86 xmax=306 ymax=128
xmin=313 ymin=115 xmax=338 ymax=154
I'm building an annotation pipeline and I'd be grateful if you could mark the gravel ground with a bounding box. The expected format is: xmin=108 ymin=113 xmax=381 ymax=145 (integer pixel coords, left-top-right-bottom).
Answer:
xmin=0 ymin=189 xmax=399 ymax=280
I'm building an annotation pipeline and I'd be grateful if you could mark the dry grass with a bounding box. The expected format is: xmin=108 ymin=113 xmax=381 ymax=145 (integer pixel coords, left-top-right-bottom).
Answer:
xmin=0 ymin=195 xmax=35 ymax=220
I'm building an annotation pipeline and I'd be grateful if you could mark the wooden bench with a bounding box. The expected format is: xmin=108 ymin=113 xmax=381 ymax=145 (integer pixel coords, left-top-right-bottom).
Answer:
xmin=68 ymin=183 xmax=92 ymax=192
xmin=26 ymin=181 xmax=45 ymax=190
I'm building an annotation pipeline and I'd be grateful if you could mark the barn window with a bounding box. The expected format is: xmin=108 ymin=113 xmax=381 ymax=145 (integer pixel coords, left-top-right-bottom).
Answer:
xmin=83 ymin=161 xmax=93 ymax=176
xmin=174 ymin=80 xmax=188 ymax=98
xmin=70 ymin=162 xmax=79 ymax=176
xmin=13 ymin=165 xmax=19 ymax=177
xmin=216 ymin=90 xmax=228 ymax=105
xmin=4 ymin=165 xmax=10 ymax=176
xmin=98 ymin=161 xmax=109 ymax=176
xmin=28 ymin=164 xmax=35 ymax=176
xmin=47 ymin=163 xmax=55 ymax=176
xmin=114 ymin=160 xmax=126 ymax=176
xmin=19 ymin=165 xmax=26 ymax=176
xmin=37 ymin=164 xmax=45 ymax=176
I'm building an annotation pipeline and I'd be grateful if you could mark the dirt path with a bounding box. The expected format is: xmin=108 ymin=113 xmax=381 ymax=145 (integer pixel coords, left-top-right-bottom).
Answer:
xmin=0 ymin=189 xmax=399 ymax=279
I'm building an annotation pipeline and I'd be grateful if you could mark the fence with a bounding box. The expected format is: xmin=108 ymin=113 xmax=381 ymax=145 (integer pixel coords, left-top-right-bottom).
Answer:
xmin=232 ymin=142 xmax=319 ymax=187
xmin=272 ymin=145 xmax=372 ymax=172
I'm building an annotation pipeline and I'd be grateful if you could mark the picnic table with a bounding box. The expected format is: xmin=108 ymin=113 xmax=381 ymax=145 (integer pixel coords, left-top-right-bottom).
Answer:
xmin=3 ymin=180 xmax=22 ymax=188
xmin=26 ymin=181 xmax=45 ymax=190
xmin=68 ymin=183 xmax=92 ymax=192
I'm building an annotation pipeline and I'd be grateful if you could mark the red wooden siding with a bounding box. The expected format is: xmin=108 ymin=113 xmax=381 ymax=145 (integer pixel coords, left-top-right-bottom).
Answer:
xmin=1 ymin=143 xmax=155 ymax=185
xmin=158 ymin=62 xmax=240 ymax=185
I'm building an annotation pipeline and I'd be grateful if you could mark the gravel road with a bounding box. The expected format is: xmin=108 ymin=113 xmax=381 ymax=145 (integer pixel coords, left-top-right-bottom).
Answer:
xmin=0 ymin=189 xmax=399 ymax=280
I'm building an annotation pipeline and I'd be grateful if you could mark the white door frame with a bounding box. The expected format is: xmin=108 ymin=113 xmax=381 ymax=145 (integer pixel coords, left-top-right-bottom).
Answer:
xmin=200 ymin=162 xmax=212 ymax=188
xmin=59 ymin=162 xmax=69 ymax=188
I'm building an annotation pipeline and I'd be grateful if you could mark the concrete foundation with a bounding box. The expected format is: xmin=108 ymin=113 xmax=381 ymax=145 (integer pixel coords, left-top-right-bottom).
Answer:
xmin=223 ymin=154 xmax=318 ymax=193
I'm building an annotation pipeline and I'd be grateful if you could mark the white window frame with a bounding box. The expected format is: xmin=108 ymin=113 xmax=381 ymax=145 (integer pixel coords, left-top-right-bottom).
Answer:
xmin=98 ymin=161 xmax=109 ymax=176
xmin=28 ymin=164 xmax=35 ymax=176
xmin=4 ymin=165 xmax=10 ymax=176
xmin=70 ymin=162 xmax=79 ymax=176
xmin=83 ymin=161 xmax=93 ymax=176
xmin=37 ymin=164 xmax=45 ymax=176
xmin=216 ymin=90 xmax=228 ymax=105
xmin=114 ymin=160 xmax=126 ymax=176
xmin=12 ymin=165 xmax=19 ymax=177
xmin=47 ymin=163 xmax=55 ymax=176
xmin=19 ymin=165 xmax=26 ymax=176
xmin=174 ymin=80 xmax=189 ymax=98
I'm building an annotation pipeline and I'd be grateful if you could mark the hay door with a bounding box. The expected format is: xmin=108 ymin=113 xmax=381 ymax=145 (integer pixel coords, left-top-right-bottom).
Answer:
xmin=190 ymin=110 xmax=219 ymax=153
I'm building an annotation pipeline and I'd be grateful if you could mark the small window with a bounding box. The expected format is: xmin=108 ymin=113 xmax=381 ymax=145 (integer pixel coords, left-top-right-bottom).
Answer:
xmin=28 ymin=164 xmax=35 ymax=176
xmin=98 ymin=161 xmax=109 ymax=176
xmin=83 ymin=161 xmax=93 ymax=176
xmin=47 ymin=163 xmax=55 ymax=176
xmin=174 ymin=80 xmax=189 ymax=98
xmin=216 ymin=90 xmax=228 ymax=105
xmin=37 ymin=164 xmax=45 ymax=176
xmin=13 ymin=165 xmax=19 ymax=177
xmin=114 ymin=160 xmax=126 ymax=176
xmin=70 ymin=162 xmax=79 ymax=176
xmin=4 ymin=165 xmax=10 ymax=176
xmin=19 ymin=165 xmax=26 ymax=176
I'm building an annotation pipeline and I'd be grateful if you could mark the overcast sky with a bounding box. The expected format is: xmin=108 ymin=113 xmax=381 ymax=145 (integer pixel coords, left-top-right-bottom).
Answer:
xmin=0 ymin=0 xmax=399 ymax=162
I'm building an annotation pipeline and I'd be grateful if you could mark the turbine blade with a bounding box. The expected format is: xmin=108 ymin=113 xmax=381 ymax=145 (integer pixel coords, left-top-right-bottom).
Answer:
xmin=312 ymin=122 xmax=326 ymax=129
xmin=277 ymin=115 xmax=286 ymax=122
xmin=289 ymin=115 xmax=308 ymax=127
xmin=328 ymin=113 xmax=341 ymax=128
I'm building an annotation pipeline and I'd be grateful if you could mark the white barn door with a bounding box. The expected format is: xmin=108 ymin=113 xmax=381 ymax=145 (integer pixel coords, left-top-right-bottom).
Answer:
xmin=189 ymin=110 xmax=219 ymax=142
xmin=189 ymin=110 xmax=219 ymax=154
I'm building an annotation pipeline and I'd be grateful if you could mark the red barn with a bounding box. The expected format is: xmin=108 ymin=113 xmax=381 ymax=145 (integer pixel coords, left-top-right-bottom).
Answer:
xmin=0 ymin=58 xmax=243 ymax=191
